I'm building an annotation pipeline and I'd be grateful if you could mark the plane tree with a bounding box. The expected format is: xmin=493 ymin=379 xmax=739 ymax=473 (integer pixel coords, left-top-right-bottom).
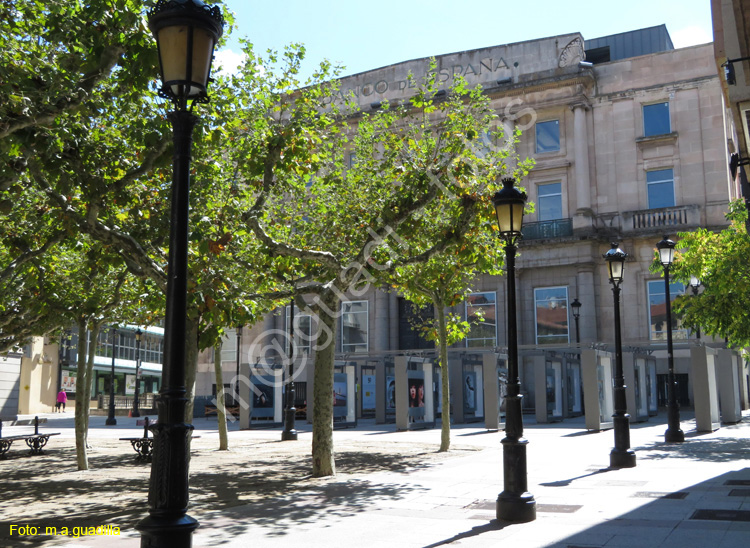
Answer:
xmin=670 ymin=200 xmax=750 ymax=348
xmin=219 ymin=45 xmax=527 ymax=476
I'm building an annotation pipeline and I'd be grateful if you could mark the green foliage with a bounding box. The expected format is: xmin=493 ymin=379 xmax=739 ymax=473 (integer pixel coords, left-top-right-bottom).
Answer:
xmin=419 ymin=312 xmax=472 ymax=347
xmin=669 ymin=199 xmax=750 ymax=347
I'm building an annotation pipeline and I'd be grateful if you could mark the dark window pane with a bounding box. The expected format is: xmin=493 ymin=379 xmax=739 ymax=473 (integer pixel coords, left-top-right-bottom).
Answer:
xmin=646 ymin=169 xmax=675 ymax=208
xmin=538 ymin=183 xmax=562 ymax=220
xmin=643 ymin=102 xmax=670 ymax=136
xmin=536 ymin=120 xmax=560 ymax=153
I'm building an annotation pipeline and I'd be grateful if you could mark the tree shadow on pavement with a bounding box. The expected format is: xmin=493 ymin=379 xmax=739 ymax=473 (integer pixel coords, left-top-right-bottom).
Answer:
xmin=195 ymin=478 xmax=429 ymax=544
xmin=0 ymin=440 xmax=452 ymax=546
xmin=632 ymin=435 xmax=750 ymax=463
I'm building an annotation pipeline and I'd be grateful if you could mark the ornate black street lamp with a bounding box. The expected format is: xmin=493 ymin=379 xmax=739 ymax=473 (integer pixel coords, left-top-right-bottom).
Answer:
xmin=106 ymin=327 xmax=118 ymax=426
xmin=657 ymin=235 xmax=685 ymax=443
xmin=690 ymin=275 xmax=702 ymax=340
xmin=492 ymin=177 xmax=536 ymax=523
xmin=571 ymin=298 xmax=581 ymax=345
xmin=137 ymin=1 xmax=223 ymax=546
xmin=604 ymin=243 xmax=636 ymax=468
xmin=282 ymin=299 xmax=298 ymax=441
xmin=132 ymin=328 xmax=143 ymax=418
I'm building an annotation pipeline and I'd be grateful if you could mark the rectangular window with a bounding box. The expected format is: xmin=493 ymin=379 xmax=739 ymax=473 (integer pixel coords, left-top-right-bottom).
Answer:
xmin=536 ymin=120 xmax=560 ymax=153
xmin=466 ymin=292 xmax=497 ymax=347
xmin=341 ymin=301 xmax=368 ymax=353
xmin=397 ymin=298 xmax=434 ymax=350
xmin=534 ymin=287 xmax=569 ymax=344
xmin=286 ymin=305 xmax=312 ymax=355
xmin=643 ymin=102 xmax=670 ymax=137
xmin=95 ymin=329 xmax=163 ymax=364
xmin=538 ymin=182 xmax=563 ymax=221
xmin=648 ymin=280 xmax=688 ymax=340
xmin=220 ymin=329 xmax=239 ymax=364
xmin=647 ymin=169 xmax=675 ymax=209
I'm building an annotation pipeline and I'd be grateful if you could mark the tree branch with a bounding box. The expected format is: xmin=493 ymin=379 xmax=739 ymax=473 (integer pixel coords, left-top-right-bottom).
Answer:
xmin=0 ymin=230 xmax=67 ymax=284
xmin=0 ymin=45 xmax=125 ymax=140
xmin=30 ymin=164 xmax=168 ymax=291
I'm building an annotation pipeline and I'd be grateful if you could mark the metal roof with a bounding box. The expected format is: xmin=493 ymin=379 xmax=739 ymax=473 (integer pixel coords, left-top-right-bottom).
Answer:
xmin=585 ymin=24 xmax=674 ymax=63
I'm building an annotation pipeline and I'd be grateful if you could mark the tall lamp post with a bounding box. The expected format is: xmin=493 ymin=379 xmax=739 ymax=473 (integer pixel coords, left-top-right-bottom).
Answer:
xmin=689 ymin=276 xmax=701 ymax=340
xmin=492 ymin=177 xmax=536 ymax=523
xmin=132 ymin=329 xmax=143 ymax=418
xmin=657 ymin=236 xmax=685 ymax=443
xmin=137 ymin=1 xmax=223 ymax=546
xmin=282 ymin=299 xmax=298 ymax=440
xmin=106 ymin=327 xmax=118 ymax=426
xmin=571 ymin=298 xmax=581 ymax=345
xmin=604 ymin=243 xmax=636 ymax=468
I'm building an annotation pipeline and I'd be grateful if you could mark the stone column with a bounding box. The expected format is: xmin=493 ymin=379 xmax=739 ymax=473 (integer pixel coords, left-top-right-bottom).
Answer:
xmin=502 ymin=118 xmax=516 ymax=170
xmin=576 ymin=266 xmax=598 ymax=343
xmin=274 ymin=307 xmax=285 ymax=363
xmin=389 ymin=291 xmax=399 ymax=351
xmin=572 ymin=104 xmax=593 ymax=235
xmin=374 ymin=290 xmax=390 ymax=352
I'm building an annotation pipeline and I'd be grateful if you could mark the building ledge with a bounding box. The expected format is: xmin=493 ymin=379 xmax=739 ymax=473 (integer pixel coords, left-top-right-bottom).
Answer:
xmin=636 ymin=132 xmax=678 ymax=145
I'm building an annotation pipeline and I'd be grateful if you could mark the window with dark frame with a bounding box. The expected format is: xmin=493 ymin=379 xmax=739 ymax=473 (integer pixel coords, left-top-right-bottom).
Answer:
xmin=643 ymin=102 xmax=670 ymax=137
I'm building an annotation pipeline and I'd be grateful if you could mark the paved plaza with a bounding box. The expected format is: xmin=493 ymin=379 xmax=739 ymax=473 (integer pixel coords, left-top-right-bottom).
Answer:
xmin=1 ymin=409 xmax=749 ymax=547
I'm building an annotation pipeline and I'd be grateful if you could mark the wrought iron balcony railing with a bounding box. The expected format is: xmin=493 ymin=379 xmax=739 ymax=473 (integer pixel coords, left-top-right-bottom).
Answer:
xmin=522 ymin=218 xmax=573 ymax=240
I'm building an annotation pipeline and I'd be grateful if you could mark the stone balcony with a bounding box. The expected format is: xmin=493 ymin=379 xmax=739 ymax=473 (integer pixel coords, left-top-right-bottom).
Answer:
xmin=520 ymin=205 xmax=703 ymax=245
xmin=620 ymin=204 xmax=701 ymax=236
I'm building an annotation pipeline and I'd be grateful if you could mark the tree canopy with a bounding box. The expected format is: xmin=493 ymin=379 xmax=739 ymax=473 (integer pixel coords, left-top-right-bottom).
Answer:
xmin=670 ymin=200 xmax=750 ymax=348
xmin=1 ymin=1 xmax=534 ymax=479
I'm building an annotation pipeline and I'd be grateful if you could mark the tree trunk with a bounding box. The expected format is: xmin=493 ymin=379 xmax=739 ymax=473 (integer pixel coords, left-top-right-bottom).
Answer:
xmin=435 ymin=300 xmax=451 ymax=452
xmin=311 ymin=288 xmax=338 ymax=477
xmin=74 ymin=319 xmax=90 ymax=470
xmin=213 ymin=338 xmax=228 ymax=450
xmin=83 ymin=323 xmax=98 ymax=451
xmin=184 ymin=314 xmax=199 ymax=424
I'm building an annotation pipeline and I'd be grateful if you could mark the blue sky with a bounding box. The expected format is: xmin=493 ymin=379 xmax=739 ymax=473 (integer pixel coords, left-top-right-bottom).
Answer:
xmin=216 ymin=0 xmax=713 ymax=78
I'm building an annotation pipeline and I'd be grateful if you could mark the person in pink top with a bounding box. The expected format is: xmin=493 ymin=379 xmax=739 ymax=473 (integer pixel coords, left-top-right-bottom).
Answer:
xmin=56 ymin=389 xmax=67 ymax=412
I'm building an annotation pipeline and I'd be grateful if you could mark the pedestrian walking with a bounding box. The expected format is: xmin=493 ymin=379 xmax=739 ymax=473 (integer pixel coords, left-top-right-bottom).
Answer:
xmin=56 ymin=389 xmax=67 ymax=412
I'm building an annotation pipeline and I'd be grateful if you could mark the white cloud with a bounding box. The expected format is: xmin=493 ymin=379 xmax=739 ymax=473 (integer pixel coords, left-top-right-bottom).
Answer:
xmin=671 ymin=25 xmax=713 ymax=48
xmin=213 ymin=48 xmax=246 ymax=77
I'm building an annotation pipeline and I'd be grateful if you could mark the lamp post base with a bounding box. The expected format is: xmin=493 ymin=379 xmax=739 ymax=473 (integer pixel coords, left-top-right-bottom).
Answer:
xmin=137 ymin=514 xmax=198 ymax=548
xmin=281 ymin=408 xmax=298 ymax=441
xmin=496 ymin=492 xmax=536 ymax=523
xmin=664 ymin=428 xmax=685 ymax=443
xmin=610 ymin=448 xmax=636 ymax=468
xmin=105 ymin=417 xmax=117 ymax=426
xmin=281 ymin=430 xmax=298 ymax=441
xmin=497 ymin=436 xmax=536 ymax=523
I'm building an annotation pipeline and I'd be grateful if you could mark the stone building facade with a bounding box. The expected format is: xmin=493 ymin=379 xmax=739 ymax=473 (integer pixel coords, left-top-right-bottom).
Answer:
xmin=196 ymin=26 xmax=748 ymax=420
